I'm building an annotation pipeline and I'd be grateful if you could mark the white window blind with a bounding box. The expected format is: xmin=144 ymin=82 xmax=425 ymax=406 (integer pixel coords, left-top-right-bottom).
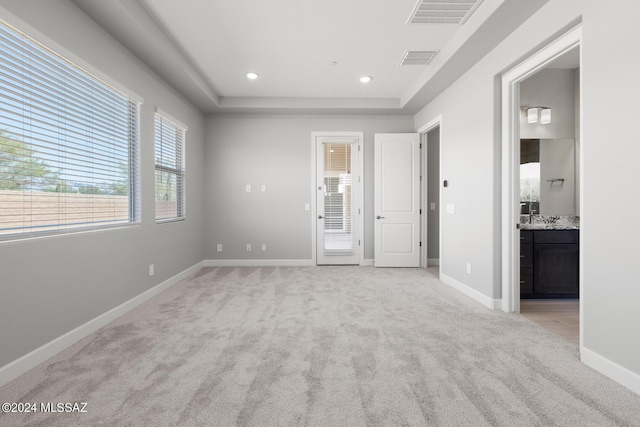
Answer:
xmin=323 ymin=142 xmax=358 ymax=255
xmin=0 ymin=19 xmax=140 ymax=241
xmin=154 ymin=112 xmax=185 ymax=221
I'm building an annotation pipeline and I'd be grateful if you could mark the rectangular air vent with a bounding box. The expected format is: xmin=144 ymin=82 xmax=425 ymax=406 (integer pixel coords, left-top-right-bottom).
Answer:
xmin=408 ymin=0 xmax=484 ymax=25
xmin=400 ymin=50 xmax=439 ymax=66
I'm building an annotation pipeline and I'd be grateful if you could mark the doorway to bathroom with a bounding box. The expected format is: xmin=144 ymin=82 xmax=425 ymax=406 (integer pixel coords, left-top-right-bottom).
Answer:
xmin=501 ymin=25 xmax=582 ymax=345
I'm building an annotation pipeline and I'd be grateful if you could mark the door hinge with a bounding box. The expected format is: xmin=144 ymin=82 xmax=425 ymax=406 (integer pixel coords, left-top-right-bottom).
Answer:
xmin=358 ymin=145 xmax=361 ymax=152
xmin=358 ymin=208 xmax=361 ymax=214
xmin=420 ymin=209 xmax=422 ymax=214
xmin=420 ymin=143 xmax=422 ymax=149
xmin=419 ymin=241 xmax=422 ymax=247
xmin=359 ymin=240 xmax=361 ymax=246
xmin=358 ymin=176 xmax=361 ymax=183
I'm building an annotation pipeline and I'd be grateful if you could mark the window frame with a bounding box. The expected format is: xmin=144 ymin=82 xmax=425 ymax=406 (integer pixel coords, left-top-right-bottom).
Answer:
xmin=154 ymin=109 xmax=187 ymax=223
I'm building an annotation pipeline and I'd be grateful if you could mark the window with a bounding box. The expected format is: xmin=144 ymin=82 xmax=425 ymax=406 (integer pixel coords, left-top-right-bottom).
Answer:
xmin=154 ymin=111 xmax=186 ymax=221
xmin=0 ymin=19 xmax=141 ymax=241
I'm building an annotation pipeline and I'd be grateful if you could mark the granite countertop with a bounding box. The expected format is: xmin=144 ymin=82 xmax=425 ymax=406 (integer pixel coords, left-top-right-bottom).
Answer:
xmin=520 ymin=215 xmax=580 ymax=230
xmin=520 ymin=224 xmax=579 ymax=230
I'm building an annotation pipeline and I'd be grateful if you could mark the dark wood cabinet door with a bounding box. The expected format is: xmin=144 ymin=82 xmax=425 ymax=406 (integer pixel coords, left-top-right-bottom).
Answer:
xmin=533 ymin=243 xmax=579 ymax=296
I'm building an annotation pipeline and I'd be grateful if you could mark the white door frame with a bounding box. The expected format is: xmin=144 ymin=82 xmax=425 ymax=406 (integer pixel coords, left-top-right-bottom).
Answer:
xmin=417 ymin=115 xmax=443 ymax=270
xmin=311 ymin=132 xmax=364 ymax=266
xmin=500 ymin=25 xmax=582 ymax=314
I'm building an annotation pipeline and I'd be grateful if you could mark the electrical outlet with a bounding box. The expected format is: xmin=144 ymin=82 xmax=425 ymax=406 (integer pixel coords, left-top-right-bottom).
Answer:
xmin=217 ymin=244 xmax=222 ymax=252
xmin=262 ymin=243 xmax=266 ymax=251
xmin=149 ymin=264 xmax=154 ymax=277
xmin=430 ymin=202 xmax=436 ymax=211
xmin=245 ymin=184 xmax=251 ymax=193
xmin=466 ymin=262 xmax=472 ymax=275
xmin=261 ymin=184 xmax=266 ymax=192
xmin=304 ymin=203 xmax=310 ymax=211
xmin=246 ymin=244 xmax=251 ymax=252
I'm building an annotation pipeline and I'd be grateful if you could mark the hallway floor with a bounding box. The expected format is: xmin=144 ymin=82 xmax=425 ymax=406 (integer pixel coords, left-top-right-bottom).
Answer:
xmin=520 ymin=299 xmax=579 ymax=345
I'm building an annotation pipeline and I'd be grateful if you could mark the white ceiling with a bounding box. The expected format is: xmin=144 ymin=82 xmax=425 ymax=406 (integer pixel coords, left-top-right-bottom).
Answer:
xmin=71 ymin=0 xmax=550 ymax=114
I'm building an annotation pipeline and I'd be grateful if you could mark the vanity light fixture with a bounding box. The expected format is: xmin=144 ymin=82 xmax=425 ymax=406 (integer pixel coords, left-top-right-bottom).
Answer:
xmin=540 ymin=108 xmax=551 ymax=124
xmin=521 ymin=106 xmax=551 ymax=124
xmin=359 ymin=75 xmax=372 ymax=83
xmin=246 ymin=72 xmax=259 ymax=80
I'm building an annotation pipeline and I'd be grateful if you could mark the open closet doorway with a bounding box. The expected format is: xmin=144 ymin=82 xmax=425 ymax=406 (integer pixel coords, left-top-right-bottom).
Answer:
xmin=426 ymin=126 xmax=440 ymax=273
xmin=418 ymin=116 xmax=442 ymax=273
xmin=501 ymin=26 xmax=582 ymax=346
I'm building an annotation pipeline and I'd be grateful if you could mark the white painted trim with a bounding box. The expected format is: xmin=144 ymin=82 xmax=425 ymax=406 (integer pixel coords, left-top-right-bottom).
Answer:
xmin=0 ymin=261 xmax=204 ymax=387
xmin=204 ymin=259 xmax=315 ymax=267
xmin=582 ymin=347 xmax=640 ymax=395
xmin=440 ymin=273 xmax=501 ymax=310
xmin=362 ymin=258 xmax=374 ymax=266
xmin=500 ymin=25 xmax=582 ymax=314
xmin=154 ymin=107 xmax=188 ymax=131
xmin=416 ymin=115 xmax=442 ymax=135
xmin=427 ymin=258 xmax=440 ymax=266
xmin=311 ymin=131 xmax=365 ymax=266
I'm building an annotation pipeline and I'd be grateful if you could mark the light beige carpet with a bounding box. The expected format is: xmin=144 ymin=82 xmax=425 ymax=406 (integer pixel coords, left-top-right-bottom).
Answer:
xmin=1 ymin=266 xmax=639 ymax=426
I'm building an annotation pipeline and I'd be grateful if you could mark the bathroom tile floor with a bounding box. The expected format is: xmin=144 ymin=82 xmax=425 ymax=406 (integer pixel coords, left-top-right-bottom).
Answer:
xmin=520 ymin=299 xmax=579 ymax=345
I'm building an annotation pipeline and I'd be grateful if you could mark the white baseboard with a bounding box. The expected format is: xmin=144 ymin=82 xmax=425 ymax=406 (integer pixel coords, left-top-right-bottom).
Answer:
xmin=581 ymin=346 xmax=640 ymax=395
xmin=362 ymin=259 xmax=374 ymax=266
xmin=428 ymin=258 xmax=440 ymax=266
xmin=204 ymin=259 xmax=315 ymax=267
xmin=0 ymin=261 xmax=205 ymax=388
xmin=440 ymin=272 xmax=501 ymax=310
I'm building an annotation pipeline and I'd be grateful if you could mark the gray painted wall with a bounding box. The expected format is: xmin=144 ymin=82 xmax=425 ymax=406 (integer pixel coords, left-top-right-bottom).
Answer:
xmin=415 ymin=0 xmax=640 ymax=381
xmin=427 ymin=127 xmax=440 ymax=261
xmin=204 ymin=115 xmax=414 ymax=261
xmin=539 ymin=139 xmax=576 ymax=215
xmin=520 ymin=69 xmax=576 ymax=140
xmin=0 ymin=0 xmax=205 ymax=367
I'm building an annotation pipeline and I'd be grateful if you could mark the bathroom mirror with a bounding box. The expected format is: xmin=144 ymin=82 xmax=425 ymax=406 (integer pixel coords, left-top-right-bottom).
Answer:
xmin=520 ymin=138 xmax=577 ymax=215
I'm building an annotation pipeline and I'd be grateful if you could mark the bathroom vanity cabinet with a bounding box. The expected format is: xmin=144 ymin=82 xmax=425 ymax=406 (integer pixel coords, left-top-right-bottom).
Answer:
xmin=520 ymin=229 xmax=579 ymax=298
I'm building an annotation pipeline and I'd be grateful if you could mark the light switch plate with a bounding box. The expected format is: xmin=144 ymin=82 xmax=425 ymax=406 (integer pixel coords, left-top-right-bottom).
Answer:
xmin=446 ymin=203 xmax=456 ymax=214
xmin=430 ymin=202 xmax=436 ymax=211
xmin=304 ymin=203 xmax=310 ymax=211
xmin=245 ymin=184 xmax=251 ymax=193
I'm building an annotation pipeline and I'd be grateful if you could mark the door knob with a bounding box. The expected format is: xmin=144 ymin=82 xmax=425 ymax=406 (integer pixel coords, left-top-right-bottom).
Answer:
xmin=318 ymin=215 xmax=324 ymax=219
xmin=376 ymin=215 xmax=385 ymax=219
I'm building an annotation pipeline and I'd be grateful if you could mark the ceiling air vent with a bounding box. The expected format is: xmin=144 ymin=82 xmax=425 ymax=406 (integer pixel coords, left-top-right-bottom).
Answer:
xmin=400 ymin=50 xmax=439 ymax=66
xmin=408 ymin=0 xmax=485 ymax=25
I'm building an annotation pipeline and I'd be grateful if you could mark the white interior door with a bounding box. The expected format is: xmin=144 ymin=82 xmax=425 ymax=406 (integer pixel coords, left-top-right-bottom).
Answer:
xmin=374 ymin=133 xmax=420 ymax=267
xmin=316 ymin=134 xmax=362 ymax=265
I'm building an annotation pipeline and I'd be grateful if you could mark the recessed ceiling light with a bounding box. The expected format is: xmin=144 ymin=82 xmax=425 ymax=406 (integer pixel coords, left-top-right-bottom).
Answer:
xmin=360 ymin=76 xmax=372 ymax=83
xmin=246 ymin=72 xmax=259 ymax=80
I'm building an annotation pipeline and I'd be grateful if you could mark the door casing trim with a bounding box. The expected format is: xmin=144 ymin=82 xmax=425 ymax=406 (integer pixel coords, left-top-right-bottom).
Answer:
xmin=311 ymin=131 xmax=364 ymax=266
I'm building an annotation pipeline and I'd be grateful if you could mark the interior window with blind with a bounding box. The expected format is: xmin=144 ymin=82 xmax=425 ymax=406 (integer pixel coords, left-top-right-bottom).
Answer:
xmin=154 ymin=112 xmax=186 ymax=221
xmin=0 ymin=19 xmax=140 ymax=241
